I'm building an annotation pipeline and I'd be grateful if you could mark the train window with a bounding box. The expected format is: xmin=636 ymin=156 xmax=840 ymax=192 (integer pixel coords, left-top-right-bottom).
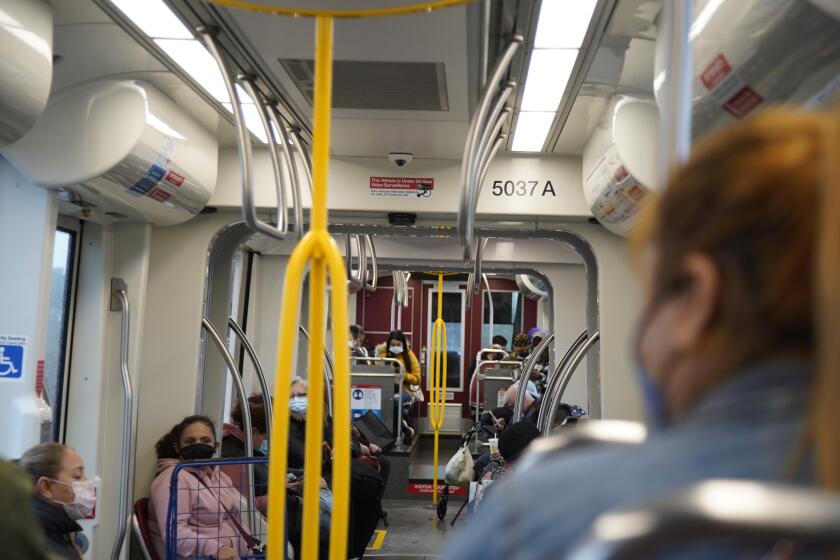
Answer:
xmin=427 ymin=289 xmax=465 ymax=391
xmin=42 ymin=223 xmax=80 ymax=442
xmin=482 ymin=291 xmax=523 ymax=347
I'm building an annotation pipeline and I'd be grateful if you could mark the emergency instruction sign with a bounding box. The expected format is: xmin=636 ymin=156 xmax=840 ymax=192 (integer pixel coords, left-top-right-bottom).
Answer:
xmin=369 ymin=177 xmax=434 ymax=198
xmin=351 ymin=384 xmax=382 ymax=419
xmin=0 ymin=334 xmax=27 ymax=381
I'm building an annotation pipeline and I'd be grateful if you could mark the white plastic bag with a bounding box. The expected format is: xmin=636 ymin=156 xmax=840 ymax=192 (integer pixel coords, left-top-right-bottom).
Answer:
xmin=444 ymin=445 xmax=474 ymax=485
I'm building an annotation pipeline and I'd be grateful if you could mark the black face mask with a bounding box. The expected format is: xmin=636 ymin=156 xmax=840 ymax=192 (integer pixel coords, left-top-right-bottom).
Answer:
xmin=179 ymin=443 xmax=215 ymax=461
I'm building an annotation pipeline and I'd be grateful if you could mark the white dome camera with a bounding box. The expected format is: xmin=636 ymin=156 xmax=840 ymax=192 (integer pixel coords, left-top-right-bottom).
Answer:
xmin=388 ymin=152 xmax=414 ymax=168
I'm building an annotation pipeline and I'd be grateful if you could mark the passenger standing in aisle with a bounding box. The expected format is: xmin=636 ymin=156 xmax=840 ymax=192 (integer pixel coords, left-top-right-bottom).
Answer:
xmin=18 ymin=443 xmax=95 ymax=560
xmin=446 ymin=107 xmax=840 ymax=558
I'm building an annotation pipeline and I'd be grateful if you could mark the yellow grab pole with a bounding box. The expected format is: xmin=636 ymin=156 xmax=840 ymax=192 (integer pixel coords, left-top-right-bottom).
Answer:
xmin=267 ymin=16 xmax=352 ymax=560
xmin=429 ymin=273 xmax=448 ymax=504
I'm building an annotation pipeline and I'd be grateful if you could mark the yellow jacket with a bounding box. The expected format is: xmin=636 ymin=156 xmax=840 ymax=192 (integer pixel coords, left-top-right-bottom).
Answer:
xmin=376 ymin=345 xmax=421 ymax=391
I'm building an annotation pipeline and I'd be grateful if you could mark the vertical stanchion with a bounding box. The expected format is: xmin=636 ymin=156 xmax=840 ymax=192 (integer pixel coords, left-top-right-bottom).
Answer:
xmin=266 ymin=16 xmax=351 ymax=560
xmin=429 ymin=273 xmax=448 ymax=504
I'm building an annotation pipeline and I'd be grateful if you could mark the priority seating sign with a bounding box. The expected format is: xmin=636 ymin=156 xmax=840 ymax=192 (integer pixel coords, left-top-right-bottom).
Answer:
xmin=0 ymin=334 xmax=26 ymax=381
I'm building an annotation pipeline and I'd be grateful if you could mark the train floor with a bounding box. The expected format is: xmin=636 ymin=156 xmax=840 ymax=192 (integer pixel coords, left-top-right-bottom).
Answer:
xmin=364 ymin=498 xmax=466 ymax=559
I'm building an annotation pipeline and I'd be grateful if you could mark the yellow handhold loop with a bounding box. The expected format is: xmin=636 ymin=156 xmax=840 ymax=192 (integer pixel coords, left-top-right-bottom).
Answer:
xmin=205 ymin=0 xmax=472 ymax=19
xmin=428 ymin=273 xmax=448 ymax=504
xmin=266 ymin=17 xmax=351 ymax=560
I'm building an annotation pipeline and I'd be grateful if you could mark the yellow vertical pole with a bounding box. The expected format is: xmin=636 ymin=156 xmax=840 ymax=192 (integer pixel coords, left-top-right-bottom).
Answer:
xmin=267 ymin=15 xmax=351 ymax=560
xmin=429 ymin=273 xmax=448 ymax=504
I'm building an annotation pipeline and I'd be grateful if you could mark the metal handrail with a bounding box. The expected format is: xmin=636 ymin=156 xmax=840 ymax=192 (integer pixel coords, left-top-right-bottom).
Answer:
xmin=109 ymin=280 xmax=137 ymax=560
xmin=298 ymin=324 xmax=334 ymax=418
xmin=227 ymin=318 xmax=273 ymax=445
xmin=290 ymin=128 xmax=313 ymax=195
xmin=345 ymin=234 xmax=365 ymax=292
xmin=458 ymin=35 xmax=523 ymax=262
xmin=472 ymin=357 xmax=522 ymax=426
xmin=268 ymin=104 xmax=304 ymax=240
xmin=470 ymin=89 xmax=514 ymax=216
xmin=363 ymin=234 xmax=378 ymax=291
xmin=483 ymin=272 xmax=493 ymax=342
xmin=200 ymin=316 xmax=256 ymax=535
xmin=472 ymin=238 xmax=488 ymax=294
xmin=513 ymin=332 xmax=555 ymax=421
xmin=238 ymin=78 xmax=289 ymax=237
xmin=199 ymin=29 xmax=286 ymax=242
xmin=537 ymin=329 xmax=589 ymax=433
xmin=544 ymin=331 xmax=600 ymax=433
xmin=465 ymin=273 xmax=475 ymax=310
xmin=475 ymin=133 xmax=507 ymax=206
xmin=567 ymin=480 xmax=840 ymax=560
xmin=349 ymin=356 xmax=406 ymax=450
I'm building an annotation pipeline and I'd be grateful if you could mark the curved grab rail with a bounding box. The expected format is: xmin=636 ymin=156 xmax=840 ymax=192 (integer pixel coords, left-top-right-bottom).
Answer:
xmin=472 ymin=356 xmax=522 ymax=426
xmin=227 ymin=318 xmax=274 ymax=444
xmin=363 ymin=235 xmax=378 ymax=291
xmin=458 ymin=35 xmax=523 ymax=261
xmin=298 ymin=324 xmax=334 ymax=418
xmin=470 ymin=94 xmax=514 ymax=216
xmin=109 ymin=281 xmax=137 ymax=560
xmin=567 ymin=480 xmax=840 ymax=560
xmin=345 ymin=234 xmax=366 ymax=292
xmin=513 ymin=332 xmax=555 ymax=421
xmin=537 ymin=329 xmax=589 ymax=433
xmin=483 ymin=273 xmax=493 ymax=342
xmin=472 ymin=238 xmax=488 ymax=295
xmin=199 ymin=29 xmax=287 ymax=242
xmin=429 ymin=273 xmax=449 ymax=503
xmin=544 ymin=331 xmax=600 ymax=433
xmin=200 ymin=316 xmax=256 ymax=535
xmin=349 ymin=355 xmax=406 ymax=449
xmin=268 ymin=104 xmax=305 ymax=240
xmin=290 ymin=128 xmax=314 ymax=195
xmin=238 ymin=78 xmax=289 ymax=237
xmin=475 ymin=134 xmax=507 ymax=205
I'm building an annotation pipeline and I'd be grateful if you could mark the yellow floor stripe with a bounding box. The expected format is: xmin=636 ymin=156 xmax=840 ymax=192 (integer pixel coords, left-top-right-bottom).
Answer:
xmin=367 ymin=529 xmax=387 ymax=550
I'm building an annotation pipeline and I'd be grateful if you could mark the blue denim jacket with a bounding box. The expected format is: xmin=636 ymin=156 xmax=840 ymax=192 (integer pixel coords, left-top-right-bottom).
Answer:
xmin=444 ymin=360 xmax=813 ymax=559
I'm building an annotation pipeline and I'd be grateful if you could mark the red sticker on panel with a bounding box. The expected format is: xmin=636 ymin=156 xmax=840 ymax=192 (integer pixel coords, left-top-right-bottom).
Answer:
xmin=369 ymin=177 xmax=434 ymax=198
xmin=406 ymin=481 xmax=466 ymax=495
xmin=164 ymin=170 xmax=185 ymax=188
xmin=148 ymin=187 xmax=172 ymax=202
xmin=700 ymin=54 xmax=733 ymax=91
xmin=35 ymin=360 xmax=44 ymax=397
xmin=723 ymin=86 xmax=765 ymax=119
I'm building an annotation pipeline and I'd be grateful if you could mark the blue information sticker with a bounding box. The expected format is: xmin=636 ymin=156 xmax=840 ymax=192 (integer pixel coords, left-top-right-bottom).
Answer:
xmin=0 ymin=339 xmax=25 ymax=380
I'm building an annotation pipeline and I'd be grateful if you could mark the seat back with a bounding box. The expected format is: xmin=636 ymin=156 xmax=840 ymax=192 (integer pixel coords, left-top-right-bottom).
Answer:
xmin=133 ymin=497 xmax=160 ymax=560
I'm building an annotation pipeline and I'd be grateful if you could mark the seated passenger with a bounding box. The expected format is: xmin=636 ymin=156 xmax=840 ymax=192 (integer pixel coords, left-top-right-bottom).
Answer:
xmin=349 ymin=324 xmax=369 ymax=359
xmin=148 ymin=415 xmax=253 ymax=560
xmin=445 ymin=108 xmax=840 ymax=558
xmin=472 ymin=421 xmax=542 ymax=508
xmin=221 ymin=398 xmax=269 ymax=509
xmin=348 ymin=438 xmax=384 ymax=560
xmin=503 ymin=332 xmax=531 ymax=363
xmin=18 ymin=443 xmax=95 ymax=560
xmin=376 ymin=330 xmax=421 ymax=437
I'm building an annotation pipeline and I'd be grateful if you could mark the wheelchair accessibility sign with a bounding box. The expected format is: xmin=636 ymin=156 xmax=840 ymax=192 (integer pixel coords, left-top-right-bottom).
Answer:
xmin=0 ymin=334 xmax=26 ymax=381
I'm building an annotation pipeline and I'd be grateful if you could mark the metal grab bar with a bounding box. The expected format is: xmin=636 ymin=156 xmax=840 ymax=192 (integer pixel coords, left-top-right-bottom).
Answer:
xmin=199 ymin=29 xmax=287 ymax=242
xmin=298 ymin=324 xmax=334 ymax=418
xmin=537 ymin=330 xmax=589 ymax=433
xmin=109 ymin=279 xmax=137 ymax=560
xmin=513 ymin=332 xmax=555 ymax=421
xmin=429 ymin=273 xmax=449 ymax=503
xmin=201 ymin=316 xmax=256 ymax=535
xmin=363 ymin=235 xmax=378 ymax=291
xmin=475 ymin=134 xmax=507 ymax=205
xmin=349 ymin=356 xmax=406 ymax=450
xmin=268 ymin=104 xmax=305 ymax=240
xmin=483 ymin=272 xmax=493 ymax=341
xmin=238 ymin=78 xmax=289 ymax=237
xmin=470 ymin=89 xmax=514 ymax=216
xmin=567 ymin=480 xmax=840 ymax=560
xmin=345 ymin=234 xmax=366 ymax=292
xmin=291 ymin=128 xmax=314 ymax=195
xmin=458 ymin=36 xmax=523 ymax=262
xmin=656 ymin=0 xmax=693 ymax=188
xmin=472 ymin=357 xmax=522 ymax=427
xmin=544 ymin=331 xmax=600 ymax=433
xmin=227 ymin=318 xmax=274 ymax=445
xmin=473 ymin=238 xmax=487 ymax=295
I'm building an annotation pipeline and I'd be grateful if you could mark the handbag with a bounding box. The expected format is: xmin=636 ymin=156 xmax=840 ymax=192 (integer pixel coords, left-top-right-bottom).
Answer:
xmin=408 ymin=384 xmax=425 ymax=403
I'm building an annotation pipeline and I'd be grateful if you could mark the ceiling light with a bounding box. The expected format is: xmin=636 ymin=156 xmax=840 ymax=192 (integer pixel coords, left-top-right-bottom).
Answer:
xmin=110 ymin=0 xmax=193 ymax=39
xmin=519 ymin=49 xmax=578 ymax=112
xmin=222 ymin=102 xmax=269 ymax=143
xmin=534 ymin=0 xmax=599 ymax=49
xmin=511 ymin=112 xmax=554 ymax=152
xmin=153 ymin=39 xmax=228 ymax=103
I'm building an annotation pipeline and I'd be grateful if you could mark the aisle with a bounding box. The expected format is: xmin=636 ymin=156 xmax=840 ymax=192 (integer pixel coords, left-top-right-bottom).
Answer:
xmin=364 ymin=498 xmax=466 ymax=559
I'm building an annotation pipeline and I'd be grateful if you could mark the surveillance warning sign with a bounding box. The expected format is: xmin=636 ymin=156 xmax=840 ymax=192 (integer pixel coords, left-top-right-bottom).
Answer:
xmin=369 ymin=177 xmax=434 ymax=198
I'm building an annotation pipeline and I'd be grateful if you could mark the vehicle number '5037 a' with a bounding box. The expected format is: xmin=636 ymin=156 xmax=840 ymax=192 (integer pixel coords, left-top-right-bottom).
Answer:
xmin=490 ymin=180 xmax=557 ymax=197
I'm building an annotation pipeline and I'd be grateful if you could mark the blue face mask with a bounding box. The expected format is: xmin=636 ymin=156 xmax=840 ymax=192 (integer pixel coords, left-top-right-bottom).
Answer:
xmin=258 ymin=439 xmax=269 ymax=455
xmin=389 ymin=345 xmax=403 ymax=355
xmin=290 ymin=396 xmax=308 ymax=414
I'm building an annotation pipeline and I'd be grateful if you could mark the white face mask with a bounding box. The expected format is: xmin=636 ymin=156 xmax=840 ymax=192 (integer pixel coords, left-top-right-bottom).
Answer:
xmin=389 ymin=345 xmax=403 ymax=355
xmin=50 ymin=479 xmax=96 ymax=520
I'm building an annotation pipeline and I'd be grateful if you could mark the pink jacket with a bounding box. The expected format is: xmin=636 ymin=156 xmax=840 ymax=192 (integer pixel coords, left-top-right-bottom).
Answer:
xmin=148 ymin=459 xmax=251 ymax=560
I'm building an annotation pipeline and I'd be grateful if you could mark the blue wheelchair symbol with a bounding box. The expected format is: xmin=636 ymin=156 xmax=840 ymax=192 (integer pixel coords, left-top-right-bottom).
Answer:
xmin=0 ymin=345 xmax=23 ymax=379
xmin=352 ymin=389 xmax=364 ymax=400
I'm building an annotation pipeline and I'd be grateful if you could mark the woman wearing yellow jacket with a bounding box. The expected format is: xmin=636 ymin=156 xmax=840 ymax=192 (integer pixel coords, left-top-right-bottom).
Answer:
xmin=376 ymin=330 xmax=421 ymax=439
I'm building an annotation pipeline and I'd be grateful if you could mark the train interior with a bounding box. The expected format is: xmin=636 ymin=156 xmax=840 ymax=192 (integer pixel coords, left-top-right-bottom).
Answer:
xmin=2 ymin=0 xmax=840 ymax=558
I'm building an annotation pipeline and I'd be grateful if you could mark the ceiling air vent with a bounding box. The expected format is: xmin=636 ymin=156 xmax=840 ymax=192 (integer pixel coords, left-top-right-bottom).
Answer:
xmin=279 ymin=59 xmax=449 ymax=111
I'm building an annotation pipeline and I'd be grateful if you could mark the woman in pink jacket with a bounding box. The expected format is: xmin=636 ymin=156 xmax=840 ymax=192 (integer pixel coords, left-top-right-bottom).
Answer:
xmin=148 ymin=415 xmax=252 ymax=560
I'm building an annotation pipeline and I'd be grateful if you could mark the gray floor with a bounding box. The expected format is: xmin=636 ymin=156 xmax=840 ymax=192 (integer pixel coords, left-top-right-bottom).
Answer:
xmin=364 ymin=498 xmax=466 ymax=559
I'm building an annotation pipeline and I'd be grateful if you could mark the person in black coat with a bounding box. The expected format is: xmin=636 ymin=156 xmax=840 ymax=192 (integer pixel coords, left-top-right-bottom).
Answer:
xmin=18 ymin=443 xmax=96 ymax=560
xmin=348 ymin=440 xmax=384 ymax=560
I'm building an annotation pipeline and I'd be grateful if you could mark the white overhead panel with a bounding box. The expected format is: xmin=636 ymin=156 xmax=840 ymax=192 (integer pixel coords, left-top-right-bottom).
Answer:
xmin=0 ymin=0 xmax=53 ymax=148
xmin=3 ymin=80 xmax=218 ymax=225
xmin=210 ymin=2 xmax=471 ymax=158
